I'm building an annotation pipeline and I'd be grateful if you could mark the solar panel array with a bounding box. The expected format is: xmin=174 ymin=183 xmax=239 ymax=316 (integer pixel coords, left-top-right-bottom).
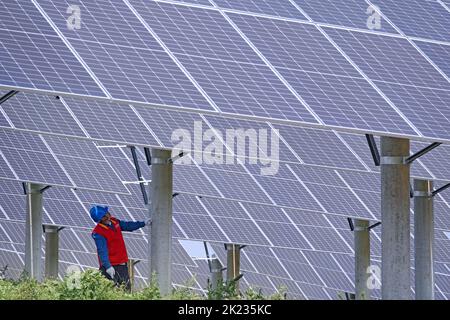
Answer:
xmin=0 ymin=0 xmax=450 ymax=299
xmin=0 ymin=0 xmax=449 ymax=142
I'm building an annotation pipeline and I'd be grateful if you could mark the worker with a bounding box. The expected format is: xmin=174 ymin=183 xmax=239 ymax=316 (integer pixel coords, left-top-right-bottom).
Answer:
xmin=90 ymin=205 xmax=151 ymax=291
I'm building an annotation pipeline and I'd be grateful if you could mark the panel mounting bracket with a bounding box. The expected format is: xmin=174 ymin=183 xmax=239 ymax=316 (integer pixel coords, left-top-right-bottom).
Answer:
xmin=0 ymin=90 xmax=19 ymax=105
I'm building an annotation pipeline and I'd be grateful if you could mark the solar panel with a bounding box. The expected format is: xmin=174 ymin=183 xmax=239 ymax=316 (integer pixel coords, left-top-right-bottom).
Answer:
xmin=0 ymin=130 xmax=72 ymax=186
xmin=376 ymin=82 xmax=450 ymax=141
xmin=255 ymin=175 xmax=321 ymax=211
xmin=256 ymin=221 xmax=311 ymax=249
xmin=215 ymin=0 xmax=307 ymax=20
xmin=213 ymin=216 xmax=270 ymax=245
xmin=174 ymin=212 xmax=229 ymax=242
xmin=70 ymin=39 xmax=212 ymax=110
xmin=415 ymin=40 xmax=450 ymax=79
xmin=272 ymin=125 xmax=366 ymax=170
xmin=371 ymin=0 xmax=450 ymax=42
xmin=0 ymin=93 xmax=85 ymax=137
xmin=293 ymin=0 xmax=398 ymax=33
xmin=0 ymin=29 xmax=104 ymax=96
xmin=325 ymin=27 xmax=449 ymax=91
xmin=37 ymin=0 xmax=162 ymax=50
xmin=203 ymin=167 xmax=271 ymax=204
xmin=43 ymin=135 xmax=129 ymax=194
xmin=64 ymin=98 xmax=160 ymax=146
xmin=176 ymin=53 xmax=317 ymax=121
xmin=204 ymin=115 xmax=299 ymax=164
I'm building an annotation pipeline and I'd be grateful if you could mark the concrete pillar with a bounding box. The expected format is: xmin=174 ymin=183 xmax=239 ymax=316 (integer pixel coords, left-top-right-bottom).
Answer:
xmin=414 ymin=179 xmax=434 ymax=300
xmin=380 ymin=137 xmax=411 ymax=300
xmin=127 ymin=259 xmax=140 ymax=292
xmin=24 ymin=183 xmax=44 ymax=281
xmin=226 ymin=244 xmax=241 ymax=292
xmin=149 ymin=149 xmax=173 ymax=296
xmin=43 ymin=225 xmax=62 ymax=280
xmin=354 ymin=219 xmax=371 ymax=300
xmin=210 ymin=258 xmax=223 ymax=291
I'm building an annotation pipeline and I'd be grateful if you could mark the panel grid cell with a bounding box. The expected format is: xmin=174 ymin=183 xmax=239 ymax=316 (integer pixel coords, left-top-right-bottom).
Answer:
xmin=1 ymin=93 xmax=85 ymax=137
xmin=371 ymin=0 xmax=450 ymax=42
xmin=65 ymin=98 xmax=159 ymax=145
xmin=325 ymin=27 xmax=450 ymax=90
xmin=0 ymin=29 xmax=104 ymax=96
xmin=216 ymin=0 xmax=306 ymax=19
xmin=293 ymin=0 xmax=398 ymax=33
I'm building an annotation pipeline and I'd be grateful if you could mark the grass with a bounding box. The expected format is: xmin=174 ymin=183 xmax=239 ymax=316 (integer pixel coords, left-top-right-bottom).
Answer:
xmin=0 ymin=269 xmax=288 ymax=300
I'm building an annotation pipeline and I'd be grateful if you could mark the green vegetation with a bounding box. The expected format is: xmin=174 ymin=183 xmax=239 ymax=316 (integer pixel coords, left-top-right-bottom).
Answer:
xmin=0 ymin=269 xmax=288 ymax=300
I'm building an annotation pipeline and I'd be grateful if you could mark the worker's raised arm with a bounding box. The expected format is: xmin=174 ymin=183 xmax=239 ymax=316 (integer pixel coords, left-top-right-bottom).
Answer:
xmin=92 ymin=233 xmax=111 ymax=269
xmin=118 ymin=219 xmax=150 ymax=232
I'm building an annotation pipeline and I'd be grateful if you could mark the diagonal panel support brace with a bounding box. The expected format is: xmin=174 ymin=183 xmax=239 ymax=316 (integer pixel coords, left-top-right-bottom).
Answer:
xmin=129 ymin=146 xmax=148 ymax=205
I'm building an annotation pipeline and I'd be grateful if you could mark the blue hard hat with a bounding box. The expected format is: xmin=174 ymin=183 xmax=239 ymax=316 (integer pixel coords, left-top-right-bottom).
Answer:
xmin=90 ymin=205 xmax=109 ymax=223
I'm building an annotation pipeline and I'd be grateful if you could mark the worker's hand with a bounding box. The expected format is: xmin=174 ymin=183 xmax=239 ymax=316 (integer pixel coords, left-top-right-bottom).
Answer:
xmin=145 ymin=218 xmax=152 ymax=226
xmin=106 ymin=266 xmax=115 ymax=279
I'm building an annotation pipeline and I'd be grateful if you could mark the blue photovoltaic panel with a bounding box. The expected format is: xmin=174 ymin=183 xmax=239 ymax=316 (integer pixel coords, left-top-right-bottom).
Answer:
xmin=0 ymin=156 xmax=16 ymax=180
xmin=1 ymin=0 xmax=55 ymax=35
xmin=177 ymin=53 xmax=317 ymax=121
xmin=410 ymin=143 xmax=450 ymax=182
xmin=415 ymin=41 xmax=450 ymax=78
xmin=301 ymin=226 xmax=352 ymax=254
xmin=325 ymin=27 xmax=450 ymax=91
xmin=174 ymin=213 xmax=229 ymax=242
xmin=376 ymin=82 xmax=450 ymax=140
xmin=1 ymin=93 xmax=85 ymax=137
xmin=129 ymin=1 xmax=316 ymax=121
xmin=214 ymin=0 xmax=307 ymax=19
xmin=44 ymin=199 xmax=92 ymax=227
xmin=256 ymin=220 xmax=311 ymax=249
xmin=255 ymin=175 xmax=322 ymax=211
xmin=70 ymin=39 xmax=213 ymax=110
xmin=0 ymin=130 xmax=72 ymax=186
xmin=226 ymin=15 xmax=417 ymax=133
xmin=41 ymin=135 xmax=128 ymax=193
xmin=204 ymin=115 xmax=299 ymax=163
xmin=213 ymin=216 xmax=270 ymax=245
xmin=0 ymin=31 xmax=104 ymax=96
xmin=0 ymin=180 xmax=24 ymax=195
xmin=293 ymin=0 xmax=397 ymax=33
xmin=56 ymin=155 xmax=127 ymax=194
xmin=287 ymin=164 xmax=345 ymax=187
xmin=199 ymin=197 xmax=249 ymax=219
xmin=242 ymin=247 xmax=289 ymax=278
xmin=229 ymin=13 xmax=360 ymax=78
xmin=0 ymin=194 xmax=25 ymax=220
xmin=272 ymin=125 xmax=366 ymax=170
xmin=134 ymin=106 xmax=203 ymax=148
xmin=243 ymin=202 xmax=291 ymax=223
xmin=371 ymin=0 xmax=450 ymax=42
xmin=64 ymin=98 xmax=159 ymax=145
xmin=202 ymin=168 xmax=272 ymax=204
xmin=171 ymin=0 xmax=212 ymax=6
xmin=129 ymin=1 xmax=261 ymax=64
xmin=174 ymin=165 xmax=222 ymax=197
xmin=37 ymin=0 xmax=162 ymax=51
xmin=278 ymin=69 xmax=418 ymax=135
xmin=103 ymin=155 xmax=144 ymax=183
xmin=284 ymin=208 xmax=331 ymax=227
xmin=305 ymin=183 xmax=373 ymax=219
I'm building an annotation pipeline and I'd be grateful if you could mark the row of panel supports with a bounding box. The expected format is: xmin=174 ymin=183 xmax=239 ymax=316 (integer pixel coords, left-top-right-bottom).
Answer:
xmin=354 ymin=137 xmax=434 ymax=300
xmin=23 ymin=145 xmax=436 ymax=299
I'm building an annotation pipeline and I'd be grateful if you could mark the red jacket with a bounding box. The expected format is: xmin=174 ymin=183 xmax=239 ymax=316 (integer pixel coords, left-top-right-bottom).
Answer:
xmin=92 ymin=217 xmax=128 ymax=266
